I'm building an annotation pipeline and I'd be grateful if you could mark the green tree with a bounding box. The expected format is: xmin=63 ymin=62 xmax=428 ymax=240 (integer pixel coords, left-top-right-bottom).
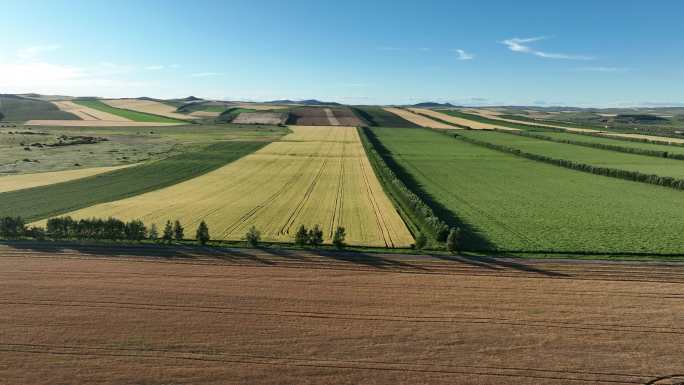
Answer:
xmin=294 ymin=224 xmax=308 ymax=246
xmin=148 ymin=223 xmax=159 ymax=241
xmin=308 ymin=224 xmax=324 ymax=246
xmin=332 ymin=226 xmax=346 ymax=248
xmin=125 ymin=220 xmax=147 ymax=241
xmin=414 ymin=232 xmax=427 ymax=250
xmin=173 ymin=220 xmax=184 ymax=241
xmin=446 ymin=227 xmax=461 ymax=254
xmin=162 ymin=220 xmax=174 ymax=243
xmin=196 ymin=221 xmax=210 ymax=245
xmin=245 ymin=226 xmax=261 ymax=247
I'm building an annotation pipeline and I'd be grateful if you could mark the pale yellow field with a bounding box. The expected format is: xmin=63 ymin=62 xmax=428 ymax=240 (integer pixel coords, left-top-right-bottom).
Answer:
xmin=465 ymin=108 xmax=599 ymax=133
xmin=383 ymin=107 xmax=454 ymax=129
xmin=235 ymin=103 xmax=288 ymax=110
xmin=0 ymin=164 xmax=135 ymax=193
xmin=52 ymin=100 xmax=129 ymax=121
xmin=102 ymin=99 xmax=194 ymax=121
xmin=189 ymin=110 xmax=221 ymax=118
xmin=409 ymin=108 xmax=519 ymax=131
xmin=40 ymin=126 xmax=414 ymax=247
xmin=24 ymin=120 xmax=184 ymax=127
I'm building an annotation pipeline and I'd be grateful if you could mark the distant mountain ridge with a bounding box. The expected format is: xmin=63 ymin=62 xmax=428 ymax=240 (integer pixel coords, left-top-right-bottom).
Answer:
xmin=410 ymin=102 xmax=456 ymax=108
xmin=265 ymin=99 xmax=342 ymax=106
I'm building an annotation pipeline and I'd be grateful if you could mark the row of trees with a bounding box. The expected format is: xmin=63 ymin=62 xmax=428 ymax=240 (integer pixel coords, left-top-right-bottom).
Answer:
xmin=539 ymin=125 xmax=684 ymax=149
xmin=455 ymin=134 xmax=684 ymax=191
xmin=360 ymin=127 xmax=449 ymax=243
xmin=501 ymin=129 xmax=684 ymax=160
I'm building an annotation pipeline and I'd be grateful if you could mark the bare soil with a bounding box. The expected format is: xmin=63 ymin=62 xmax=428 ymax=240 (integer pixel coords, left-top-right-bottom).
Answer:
xmin=1 ymin=243 xmax=682 ymax=385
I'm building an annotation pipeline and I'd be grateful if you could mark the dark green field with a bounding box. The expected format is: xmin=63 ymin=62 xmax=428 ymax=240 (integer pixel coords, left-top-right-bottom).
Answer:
xmin=371 ymin=126 xmax=684 ymax=254
xmin=457 ymin=130 xmax=684 ymax=180
xmin=73 ymin=99 xmax=187 ymax=123
xmin=537 ymin=131 xmax=684 ymax=156
xmin=352 ymin=106 xmax=420 ymax=127
xmin=0 ymin=95 xmax=79 ymax=122
xmin=0 ymin=141 xmax=266 ymax=221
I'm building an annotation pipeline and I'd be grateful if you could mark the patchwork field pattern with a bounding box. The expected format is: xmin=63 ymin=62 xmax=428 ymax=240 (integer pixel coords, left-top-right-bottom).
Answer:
xmin=371 ymin=126 xmax=684 ymax=253
xmin=287 ymin=107 xmax=363 ymax=126
xmin=411 ymin=108 xmax=520 ymax=131
xmin=48 ymin=126 xmax=413 ymax=247
xmin=383 ymin=108 xmax=454 ymax=129
xmin=0 ymin=164 xmax=135 ymax=193
xmin=102 ymin=99 xmax=194 ymax=121
xmin=232 ymin=112 xmax=288 ymax=125
xmin=53 ymin=101 xmax=129 ymax=121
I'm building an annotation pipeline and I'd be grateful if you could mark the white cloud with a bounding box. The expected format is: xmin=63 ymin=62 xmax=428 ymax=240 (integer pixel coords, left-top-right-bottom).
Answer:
xmin=455 ymin=49 xmax=474 ymax=60
xmin=190 ymin=72 xmax=223 ymax=77
xmin=16 ymin=44 xmax=61 ymax=60
xmin=574 ymin=66 xmax=630 ymax=72
xmin=145 ymin=65 xmax=165 ymax=70
xmin=502 ymin=36 xmax=593 ymax=60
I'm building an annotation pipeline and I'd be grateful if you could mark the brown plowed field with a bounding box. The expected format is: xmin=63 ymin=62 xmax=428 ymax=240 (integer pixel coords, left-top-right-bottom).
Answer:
xmin=287 ymin=107 xmax=363 ymax=126
xmin=1 ymin=243 xmax=682 ymax=385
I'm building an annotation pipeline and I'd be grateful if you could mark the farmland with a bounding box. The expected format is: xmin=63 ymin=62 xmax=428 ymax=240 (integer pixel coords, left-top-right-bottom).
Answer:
xmin=286 ymin=107 xmax=363 ymax=126
xmin=1 ymin=246 xmax=683 ymax=385
xmin=0 ymin=95 xmax=79 ymax=121
xmin=232 ymin=112 xmax=288 ymax=125
xmin=532 ymin=131 xmax=684 ymax=157
xmin=370 ymin=126 xmax=684 ymax=254
xmin=0 ymin=164 xmax=135 ymax=193
xmin=351 ymin=106 xmax=420 ymax=127
xmin=0 ymin=141 xmax=267 ymax=221
xmin=383 ymin=108 xmax=454 ymax=128
xmin=73 ymin=99 xmax=186 ymax=123
xmin=457 ymin=130 xmax=684 ymax=180
xmin=102 ymin=99 xmax=194 ymax=121
xmin=43 ymin=126 xmax=414 ymax=247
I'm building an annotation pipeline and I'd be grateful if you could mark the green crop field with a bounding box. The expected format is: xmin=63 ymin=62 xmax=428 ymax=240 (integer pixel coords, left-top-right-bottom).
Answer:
xmin=371 ymin=126 xmax=684 ymax=254
xmin=0 ymin=141 xmax=267 ymax=221
xmin=435 ymin=110 xmax=545 ymax=131
xmin=0 ymin=95 xmax=79 ymax=122
xmin=539 ymin=131 xmax=684 ymax=155
xmin=73 ymin=99 xmax=186 ymax=123
xmin=457 ymin=130 xmax=684 ymax=180
xmin=352 ymin=106 xmax=420 ymax=127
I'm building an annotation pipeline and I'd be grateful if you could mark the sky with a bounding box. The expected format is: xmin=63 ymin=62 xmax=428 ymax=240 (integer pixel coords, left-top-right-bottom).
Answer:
xmin=1 ymin=0 xmax=683 ymax=106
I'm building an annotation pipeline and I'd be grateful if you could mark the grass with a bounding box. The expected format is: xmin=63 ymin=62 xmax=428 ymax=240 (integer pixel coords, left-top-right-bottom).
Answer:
xmin=0 ymin=141 xmax=267 ymax=221
xmin=351 ymin=106 xmax=420 ymax=127
xmin=73 ymin=99 xmax=186 ymax=123
xmin=49 ymin=126 xmax=414 ymax=248
xmin=457 ymin=130 xmax=684 ymax=180
xmin=371 ymin=126 xmax=684 ymax=254
xmin=0 ymin=95 xmax=79 ymax=122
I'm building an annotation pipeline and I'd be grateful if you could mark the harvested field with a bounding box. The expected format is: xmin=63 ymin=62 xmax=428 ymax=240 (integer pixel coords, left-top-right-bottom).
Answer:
xmin=52 ymin=101 xmax=129 ymax=121
xmin=287 ymin=107 xmax=363 ymax=126
xmin=102 ymin=99 xmax=194 ymax=121
xmin=235 ymin=103 xmax=289 ymax=111
xmin=411 ymin=108 xmax=520 ymax=131
xmin=352 ymin=106 xmax=420 ymax=127
xmin=189 ymin=110 xmax=222 ymax=118
xmin=383 ymin=107 xmax=454 ymax=129
xmin=0 ymin=164 xmax=135 ymax=193
xmin=232 ymin=112 xmax=288 ymax=125
xmin=1 ymin=245 xmax=683 ymax=385
xmin=45 ymin=126 xmax=413 ymax=247
xmin=24 ymin=120 xmax=184 ymax=127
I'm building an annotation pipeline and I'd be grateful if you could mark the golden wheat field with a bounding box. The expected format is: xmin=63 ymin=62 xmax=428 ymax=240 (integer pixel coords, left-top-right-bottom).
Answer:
xmin=51 ymin=100 xmax=129 ymax=121
xmin=102 ymin=99 xmax=194 ymax=121
xmin=383 ymin=107 xmax=454 ymax=129
xmin=409 ymin=108 xmax=520 ymax=131
xmin=0 ymin=164 xmax=136 ymax=193
xmin=40 ymin=126 xmax=413 ymax=247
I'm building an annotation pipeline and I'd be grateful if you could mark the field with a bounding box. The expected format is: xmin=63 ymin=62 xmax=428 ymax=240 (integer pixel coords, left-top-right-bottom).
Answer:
xmin=0 ymin=164 xmax=135 ymax=193
xmin=73 ymin=99 xmax=186 ymax=123
xmin=1 ymin=245 xmax=683 ymax=385
xmin=0 ymin=95 xmax=79 ymax=121
xmin=383 ymin=108 xmax=454 ymax=128
xmin=538 ymin=131 xmax=684 ymax=156
xmin=102 ymin=99 xmax=194 ymax=121
xmin=0 ymin=141 xmax=266 ymax=221
xmin=232 ymin=112 xmax=288 ymax=125
xmin=410 ymin=108 xmax=519 ymax=131
xmin=370 ymin=126 xmax=684 ymax=254
xmin=287 ymin=107 xmax=363 ymax=126
xmin=457 ymin=130 xmax=684 ymax=180
xmin=43 ymin=126 xmax=414 ymax=247
xmin=53 ymin=100 xmax=129 ymax=121
xmin=351 ymin=106 xmax=420 ymax=127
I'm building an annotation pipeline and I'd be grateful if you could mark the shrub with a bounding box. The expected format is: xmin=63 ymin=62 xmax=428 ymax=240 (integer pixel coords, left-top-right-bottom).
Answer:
xmin=196 ymin=221 xmax=210 ymax=245
xmin=294 ymin=224 xmax=309 ymax=246
xmin=245 ymin=226 xmax=261 ymax=247
xmin=148 ymin=223 xmax=159 ymax=241
xmin=332 ymin=226 xmax=346 ymax=249
xmin=173 ymin=220 xmax=184 ymax=241
xmin=162 ymin=220 xmax=174 ymax=243
xmin=414 ymin=232 xmax=427 ymax=250
xmin=308 ymin=224 xmax=324 ymax=246
xmin=446 ymin=227 xmax=461 ymax=254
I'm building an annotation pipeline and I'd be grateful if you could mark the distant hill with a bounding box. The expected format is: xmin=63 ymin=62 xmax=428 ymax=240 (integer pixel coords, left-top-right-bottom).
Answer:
xmin=0 ymin=94 xmax=79 ymax=121
xmin=265 ymin=99 xmax=342 ymax=106
xmin=410 ymin=102 xmax=456 ymax=108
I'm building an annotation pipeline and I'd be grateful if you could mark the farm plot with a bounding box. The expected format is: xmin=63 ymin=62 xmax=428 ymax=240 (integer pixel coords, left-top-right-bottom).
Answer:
xmin=46 ymin=126 xmax=413 ymax=247
xmin=52 ymin=100 xmax=128 ymax=121
xmin=102 ymin=99 xmax=194 ymax=121
xmin=371 ymin=126 xmax=684 ymax=254
xmin=286 ymin=107 xmax=363 ymax=126
xmin=0 ymin=164 xmax=135 ymax=193
xmin=0 ymin=95 xmax=79 ymax=122
xmin=539 ymin=131 xmax=684 ymax=157
xmin=410 ymin=108 xmax=519 ymax=131
xmin=351 ymin=106 xmax=420 ymax=127
xmin=462 ymin=108 xmax=600 ymax=133
xmin=457 ymin=130 xmax=684 ymax=180
xmin=383 ymin=108 xmax=454 ymax=129
xmin=232 ymin=112 xmax=288 ymax=125
xmin=72 ymin=100 xmax=186 ymax=123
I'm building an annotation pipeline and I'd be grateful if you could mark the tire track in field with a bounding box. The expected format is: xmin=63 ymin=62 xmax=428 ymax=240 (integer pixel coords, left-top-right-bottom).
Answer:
xmin=328 ymin=146 xmax=345 ymax=238
xmin=278 ymin=159 xmax=328 ymax=236
xmin=358 ymin=157 xmax=393 ymax=248
xmin=0 ymin=343 xmax=650 ymax=384
xmin=5 ymin=298 xmax=684 ymax=335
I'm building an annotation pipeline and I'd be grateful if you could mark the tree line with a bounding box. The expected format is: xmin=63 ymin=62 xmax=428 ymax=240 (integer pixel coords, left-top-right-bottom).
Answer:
xmin=454 ymin=133 xmax=684 ymax=191
xmin=498 ymin=129 xmax=684 ymax=160
xmin=538 ymin=125 xmax=684 ymax=149
xmin=359 ymin=127 xmax=449 ymax=243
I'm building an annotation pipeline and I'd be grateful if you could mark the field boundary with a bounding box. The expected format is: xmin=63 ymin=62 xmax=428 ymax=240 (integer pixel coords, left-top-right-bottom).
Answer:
xmin=73 ymin=99 xmax=189 ymax=124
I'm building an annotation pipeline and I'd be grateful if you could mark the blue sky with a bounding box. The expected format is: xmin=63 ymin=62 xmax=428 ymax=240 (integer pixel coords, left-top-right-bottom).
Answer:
xmin=1 ymin=0 xmax=683 ymax=106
